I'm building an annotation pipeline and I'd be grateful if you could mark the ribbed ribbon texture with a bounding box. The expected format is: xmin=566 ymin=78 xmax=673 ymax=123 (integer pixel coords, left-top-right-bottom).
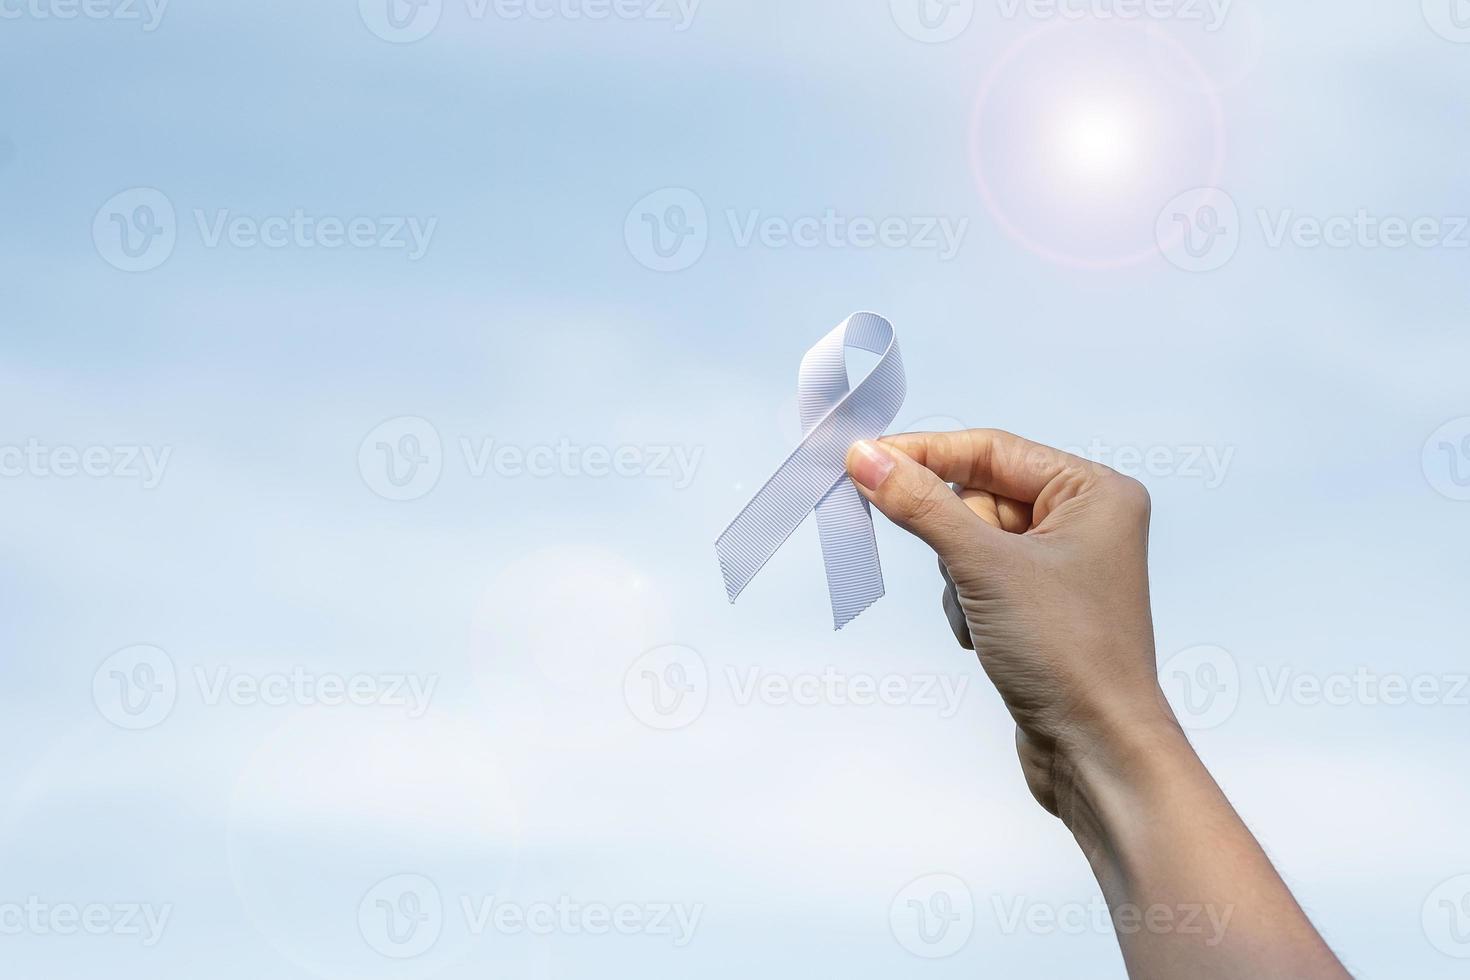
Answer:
xmin=716 ymin=312 xmax=906 ymax=629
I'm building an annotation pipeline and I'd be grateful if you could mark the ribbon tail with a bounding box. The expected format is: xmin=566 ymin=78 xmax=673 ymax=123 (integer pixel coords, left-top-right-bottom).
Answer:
xmin=814 ymin=478 xmax=884 ymax=629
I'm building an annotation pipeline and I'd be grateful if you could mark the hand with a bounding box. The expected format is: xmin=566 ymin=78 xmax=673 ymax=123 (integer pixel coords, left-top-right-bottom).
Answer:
xmin=846 ymin=429 xmax=1176 ymax=819
xmin=846 ymin=429 xmax=1350 ymax=979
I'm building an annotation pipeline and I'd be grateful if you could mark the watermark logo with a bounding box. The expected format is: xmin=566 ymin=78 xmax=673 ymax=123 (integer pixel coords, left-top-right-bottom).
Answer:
xmin=1423 ymin=0 xmax=1470 ymax=43
xmin=890 ymin=0 xmax=974 ymax=43
xmin=623 ymin=652 xmax=972 ymax=730
xmin=1257 ymin=209 xmax=1469 ymax=251
xmin=1156 ymin=187 xmax=1240 ymax=273
xmin=1158 ymin=644 xmax=1239 ymax=730
xmin=360 ymin=0 xmax=442 ymax=42
xmin=1161 ymin=188 xmax=1470 ymax=271
xmin=460 ymin=437 xmax=702 ymax=488
xmin=625 ymin=188 xmax=708 ymax=272
xmin=358 ymin=875 xmax=702 ymax=955
xmin=93 ymin=190 xmax=436 ymax=270
xmin=460 ymin=895 xmax=702 ymax=945
xmin=625 ymin=188 xmax=969 ymax=271
xmin=1064 ymin=439 xmax=1235 ymax=489
xmin=992 ymin=895 xmax=1232 ymax=945
xmin=93 ymin=645 xmax=177 ymax=731
xmin=725 ymin=209 xmax=968 ymax=260
xmin=0 ymin=898 xmax=172 ymax=946
xmin=1423 ymin=874 xmax=1470 ymax=958
xmin=192 ymin=210 xmax=435 ymax=258
xmin=624 ymin=645 xmax=708 ymax=730
xmin=726 ymin=666 xmax=969 ymax=718
xmin=1423 ymin=417 xmax=1470 ymax=502
xmin=358 ymin=419 xmax=704 ymax=500
xmin=1258 ymin=666 xmax=1469 ymax=709
xmin=359 ymin=874 xmax=443 ymax=959
xmin=890 ymin=874 xmax=974 ymax=958
xmin=359 ymin=416 xmax=444 ymax=502
xmin=0 ymin=440 xmax=172 ymax=488
xmin=192 ymin=666 xmax=438 ymax=716
xmin=474 ymin=0 xmax=700 ymax=28
xmin=995 ymin=0 xmax=1232 ymax=30
xmin=361 ymin=0 xmax=699 ymax=40
xmin=0 ymin=0 xmax=168 ymax=30
xmin=93 ymin=188 xmax=176 ymax=273
xmin=94 ymin=649 xmax=436 ymax=727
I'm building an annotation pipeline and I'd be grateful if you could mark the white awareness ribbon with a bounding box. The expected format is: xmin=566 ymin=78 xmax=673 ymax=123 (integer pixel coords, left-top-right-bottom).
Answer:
xmin=716 ymin=312 xmax=906 ymax=629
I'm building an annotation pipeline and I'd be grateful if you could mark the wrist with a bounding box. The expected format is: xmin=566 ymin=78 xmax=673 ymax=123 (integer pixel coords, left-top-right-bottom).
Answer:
xmin=1049 ymin=701 xmax=1201 ymax=879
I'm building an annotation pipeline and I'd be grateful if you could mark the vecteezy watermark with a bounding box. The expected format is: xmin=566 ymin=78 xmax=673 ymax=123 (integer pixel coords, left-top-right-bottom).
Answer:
xmin=1158 ymin=644 xmax=1240 ymax=730
xmin=459 ymin=437 xmax=700 ymax=488
xmin=1158 ymin=188 xmax=1470 ymax=272
xmin=889 ymin=0 xmax=975 ymax=43
xmin=0 ymin=439 xmax=171 ymax=489
xmin=460 ymin=896 xmax=701 ymax=946
xmin=724 ymin=209 xmax=968 ymax=261
xmin=1156 ymin=187 xmax=1241 ymax=273
xmin=623 ymin=646 xmax=973 ymax=731
xmin=358 ymin=416 xmax=443 ymax=502
xmin=1160 ymin=644 xmax=1470 ymax=730
xmin=92 ymin=645 xmax=438 ymax=730
xmin=1257 ymin=666 xmax=1470 ymax=709
xmin=359 ymin=874 xmax=443 ymax=959
xmin=359 ymin=0 xmax=700 ymax=43
xmin=92 ymin=188 xmax=437 ymax=272
xmin=92 ymin=645 xmax=178 ymax=731
xmin=1063 ymin=439 xmax=1235 ymax=489
xmin=624 ymin=187 xmax=970 ymax=272
xmin=0 ymin=0 xmax=168 ymax=31
xmin=190 ymin=666 xmax=437 ymax=716
xmin=991 ymin=894 xmax=1234 ymax=945
xmin=0 ymin=898 xmax=172 ymax=946
xmin=1422 ymin=0 xmax=1470 ymax=43
xmin=357 ymin=874 xmax=702 ymax=959
xmin=623 ymin=645 xmax=709 ymax=731
xmin=1423 ymin=874 xmax=1470 ymax=958
xmin=995 ymin=0 xmax=1233 ymax=30
xmin=1424 ymin=417 xmax=1470 ymax=502
xmin=192 ymin=210 xmax=436 ymax=259
xmin=358 ymin=416 xmax=704 ymax=501
xmin=890 ymin=874 xmax=974 ymax=959
xmin=92 ymin=188 xmax=177 ymax=273
xmin=1256 ymin=209 xmax=1470 ymax=251
xmin=624 ymin=188 xmax=708 ymax=273
xmin=725 ymin=666 xmax=970 ymax=718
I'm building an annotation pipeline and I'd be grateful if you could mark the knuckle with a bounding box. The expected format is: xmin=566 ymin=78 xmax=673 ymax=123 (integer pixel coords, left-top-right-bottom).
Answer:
xmin=1110 ymin=474 xmax=1152 ymax=516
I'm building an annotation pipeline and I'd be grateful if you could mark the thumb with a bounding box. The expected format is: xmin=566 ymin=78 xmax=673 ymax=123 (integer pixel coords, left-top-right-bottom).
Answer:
xmin=846 ymin=439 xmax=998 ymax=565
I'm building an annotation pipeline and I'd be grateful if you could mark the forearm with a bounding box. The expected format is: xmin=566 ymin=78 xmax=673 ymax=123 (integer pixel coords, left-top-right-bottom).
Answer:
xmin=1054 ymin=718 xmax=1351 ymax=980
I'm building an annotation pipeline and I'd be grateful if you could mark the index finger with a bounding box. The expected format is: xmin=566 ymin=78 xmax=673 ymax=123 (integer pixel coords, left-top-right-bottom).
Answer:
xmin=879 ymin=428 xmax=1088 ymax=504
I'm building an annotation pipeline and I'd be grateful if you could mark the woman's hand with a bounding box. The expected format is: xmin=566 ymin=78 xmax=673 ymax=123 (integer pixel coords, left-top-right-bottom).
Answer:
xmin=846 ymin=428 xmax=1175 ymax=820
xmin=846 ymin=429 xmax=1350 ymax=980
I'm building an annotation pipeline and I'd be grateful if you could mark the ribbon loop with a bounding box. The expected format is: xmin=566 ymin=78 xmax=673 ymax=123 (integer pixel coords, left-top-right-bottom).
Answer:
xmin=716 ymin=312 xmax=906 ymax=629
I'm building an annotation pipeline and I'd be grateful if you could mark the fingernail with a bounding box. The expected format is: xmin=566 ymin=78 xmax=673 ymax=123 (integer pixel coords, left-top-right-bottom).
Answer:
xmin=848 ymin=440 xmax=896 ymax=491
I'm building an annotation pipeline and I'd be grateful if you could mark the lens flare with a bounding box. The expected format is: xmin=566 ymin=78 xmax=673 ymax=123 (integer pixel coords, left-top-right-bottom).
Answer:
xmin=969 ymin=21 xmax=1226 ymax=269
xmin=1052 ymin=102 xmax=1142 ymax=183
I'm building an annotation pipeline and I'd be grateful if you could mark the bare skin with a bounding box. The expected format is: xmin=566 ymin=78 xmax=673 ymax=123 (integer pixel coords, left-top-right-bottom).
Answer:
xmin=846 ymin=429 xmax=1350 ymax=980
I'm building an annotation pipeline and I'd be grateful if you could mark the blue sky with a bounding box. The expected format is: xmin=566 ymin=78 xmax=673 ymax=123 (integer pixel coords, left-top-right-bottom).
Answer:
xmin=2 ymin=0 xmax=1469 ymax=977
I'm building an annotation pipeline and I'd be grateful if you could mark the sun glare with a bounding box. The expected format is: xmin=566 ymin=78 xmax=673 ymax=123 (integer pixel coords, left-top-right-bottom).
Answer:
xmin=1053 ymin=101 xmax=1142 ymax=183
